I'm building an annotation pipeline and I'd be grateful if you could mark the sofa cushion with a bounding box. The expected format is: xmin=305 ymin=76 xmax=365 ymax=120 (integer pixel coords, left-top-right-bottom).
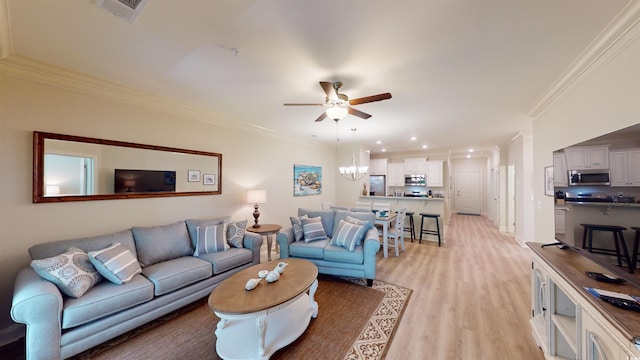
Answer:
xmin=290 ymin=215 xmax=308 ymax=241
xmin=61 ymin=274 xmax=154 ymax=329
xmin=323 ymin=243 xmax=365 ymax=265
xmin=132 ymin=222 xmax=193 ymax=267
xmin=194 ymin=224 xmax=229 ymax=256
xmin=298 ymin=208 xmax=335 ymax=236
xmin=330 ymin=220 xmax=365 ymax=252
xmin=185 ymin=216 xmax=232 ymax=248
xmin=31 ymin=247 xmax=102 ymax=298
xmin=142 ymin=256 xmax=212 ymax=296
xmin=289 ymin=238 xmax=329 ymax=259
xmin=302 ymin=217 xmax=328 ymax=242
xmin=88 ymin=242 xmax=142 ymax=284
xmin=197 ymin=248 xmax=253 ymax=274
xmin=226 ymin=220 xmax=248 ymax=248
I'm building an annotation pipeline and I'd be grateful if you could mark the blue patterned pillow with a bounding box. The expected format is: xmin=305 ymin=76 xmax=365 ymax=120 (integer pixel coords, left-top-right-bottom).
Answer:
xmin=302 ymin=217 xmax=327 ymax=243
xmin=331 ymin=220 xmax=365 ymax=251
xmin=88 ymin=242 xmax=142 ymax=284
xmin=194 ymin=224 xmax=229 ymax=256
xmin=290 ymin=215 xmax=308 ymax=241
xmin=31 ymin=247 xmax=102 ymax=298
xmin=226 ymin=220 xmax=247 ymax=248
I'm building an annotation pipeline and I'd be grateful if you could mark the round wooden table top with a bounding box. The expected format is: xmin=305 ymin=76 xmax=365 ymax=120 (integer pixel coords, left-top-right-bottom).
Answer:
xmin=208 ymin=259 xmax=317 ymax=315
xmin=245 ymin=223 xmax=282 ymax=235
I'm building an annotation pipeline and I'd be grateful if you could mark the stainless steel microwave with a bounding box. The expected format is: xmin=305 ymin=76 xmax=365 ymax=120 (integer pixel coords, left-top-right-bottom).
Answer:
xmin=405 ymin=174 xmax=426 ymax=186
xmin=568 ymin=169 xmax=610 ymax=186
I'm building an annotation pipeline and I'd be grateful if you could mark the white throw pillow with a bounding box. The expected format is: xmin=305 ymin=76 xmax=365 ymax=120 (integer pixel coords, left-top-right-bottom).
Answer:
xmin=31 ymin=247 xmax=102 ymax=298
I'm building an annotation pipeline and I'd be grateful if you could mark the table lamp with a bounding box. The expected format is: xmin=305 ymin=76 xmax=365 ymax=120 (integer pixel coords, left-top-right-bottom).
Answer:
xmin=247 ymin=189 xmax=267 ymax=228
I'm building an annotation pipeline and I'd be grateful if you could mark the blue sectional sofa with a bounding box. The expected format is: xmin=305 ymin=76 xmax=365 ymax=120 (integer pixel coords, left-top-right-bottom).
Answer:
xmin=11 ymin=216 xmax=262 ymax=360
xmin=276 ymin=208 xmax=380 ymax=286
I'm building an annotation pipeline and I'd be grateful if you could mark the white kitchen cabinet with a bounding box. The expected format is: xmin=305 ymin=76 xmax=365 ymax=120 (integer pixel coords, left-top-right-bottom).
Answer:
xmin=387 ymin=162 xmax=405 ymax=186
xmin=425 ymin=160 xmax=443 ymax=187
xmin=565 ymin=146 xmax=609 ymax=170
xmin=554 ymin=208 xmax=566 ymax=235
xmin=553 ymin=153 xmax=568 ymax=187
xmin=369 ymin=158 xmax=388 ymax=175
xmin=609 ymin=149 xmax=640 ymax=186
xmin=404 ymin=157 xmax=427 ymax=175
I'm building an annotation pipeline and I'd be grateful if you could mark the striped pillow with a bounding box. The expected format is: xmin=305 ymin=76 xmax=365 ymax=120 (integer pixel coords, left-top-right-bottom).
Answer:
xmin=194 ymin=224 xmax=229 ymax=256
xmin=302 ymin=217 xmax=327 ymax=243
xmin=331 ymin=220 xmax=365 ymax=251
xmin=88 ymin=243 xmax=142 ymax=285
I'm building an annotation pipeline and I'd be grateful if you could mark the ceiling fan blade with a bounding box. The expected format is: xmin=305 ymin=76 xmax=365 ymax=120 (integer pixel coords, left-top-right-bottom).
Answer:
xmin=348 ymin=93 xmax=392 ymax=106
xmin=314 ymin=112 xmax=328 ymax=122
xmin=320 ymin=81 xmax=339 ymax=101
xmin=348 ymin=107 xmax=372 ymax=119
xmin=283 ymin=103 xmax=324 ymax=106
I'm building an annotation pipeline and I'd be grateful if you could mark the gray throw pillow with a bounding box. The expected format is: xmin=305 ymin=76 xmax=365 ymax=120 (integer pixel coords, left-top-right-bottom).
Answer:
xmin=290 ymin=215 xmax=308 ymax=241
xmin=194 ymin=224 xmax=229 ymax=255
xmin=31 ymin=247 xmax=102 ymax=298
xmin=132 ymin=221 xmax=192 ymax=267
xmin=302 ymin=217 xmax=327 ymax=243
xmin=88 ymin=242 xmax=142 ymax=284
xmin=226 ymin=220 xmax=247 ymax=248
xmin=331 ymin=220 xmax=365 ymax=251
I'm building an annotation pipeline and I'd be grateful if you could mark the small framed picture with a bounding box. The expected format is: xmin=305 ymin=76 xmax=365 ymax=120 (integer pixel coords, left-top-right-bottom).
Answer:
xmin=188 ymin=170 xmax=201 ymax=182
xmin=544 ymin=166 xmax=554 ymax=196
xmin=203 ymin=174 xmax=216 ymax=185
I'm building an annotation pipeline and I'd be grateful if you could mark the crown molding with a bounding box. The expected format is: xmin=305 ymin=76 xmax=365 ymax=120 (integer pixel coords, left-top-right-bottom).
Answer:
xmin=529 ymin=0 xmax=640 ymax=119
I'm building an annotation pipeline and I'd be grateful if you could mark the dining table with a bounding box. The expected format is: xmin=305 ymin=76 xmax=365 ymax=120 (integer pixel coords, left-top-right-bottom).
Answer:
xmin=375 ymin=213 xmax=397 ymax=257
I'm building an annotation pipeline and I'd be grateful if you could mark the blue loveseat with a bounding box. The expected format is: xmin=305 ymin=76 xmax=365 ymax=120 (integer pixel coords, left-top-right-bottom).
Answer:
xmin=11 ymin=217 xmax=262 ymax=360
xmin=276 ymin=208 xmax=380 ymax=286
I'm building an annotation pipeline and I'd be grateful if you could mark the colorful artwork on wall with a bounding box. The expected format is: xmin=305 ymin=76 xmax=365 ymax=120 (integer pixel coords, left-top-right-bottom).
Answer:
xmin=294 ymin=164 xmax=322 ymax=196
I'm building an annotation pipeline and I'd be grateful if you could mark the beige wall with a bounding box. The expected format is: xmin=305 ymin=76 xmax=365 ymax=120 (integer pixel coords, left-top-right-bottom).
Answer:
xmin=532 ymin=25 xmax=640 ymax=246
xmin=0 ymin=72 xmax=337 ymax=336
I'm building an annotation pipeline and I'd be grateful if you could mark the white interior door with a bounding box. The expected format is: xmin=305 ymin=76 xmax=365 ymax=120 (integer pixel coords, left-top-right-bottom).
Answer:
xmin=455 ymin=170 xmax=481 ymax=215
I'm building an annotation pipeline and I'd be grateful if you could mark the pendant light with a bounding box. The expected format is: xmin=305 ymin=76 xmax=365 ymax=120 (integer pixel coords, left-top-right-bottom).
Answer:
xmin=339 ymin=128 xmax=368 ymax=181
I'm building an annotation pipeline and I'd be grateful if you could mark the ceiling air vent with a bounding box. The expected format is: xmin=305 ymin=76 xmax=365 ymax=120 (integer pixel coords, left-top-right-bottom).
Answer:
xmin=95 ymin=0 xmax=149 ymax=23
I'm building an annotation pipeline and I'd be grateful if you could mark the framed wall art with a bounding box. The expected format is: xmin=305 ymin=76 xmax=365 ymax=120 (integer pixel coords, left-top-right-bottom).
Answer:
xmin=188 ymin=170 xmax=200 ymax=182
xmin=203 ymin=174 xmax=216 ymax=185
xmin=293 ymin=164 xmax=322 ymax=196
xmin=544 ymin=166 xmax=554 ymax=196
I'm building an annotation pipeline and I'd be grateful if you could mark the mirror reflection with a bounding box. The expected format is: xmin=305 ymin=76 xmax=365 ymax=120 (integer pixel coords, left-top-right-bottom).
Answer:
xmin=34 ymin=132 xmax=222 ymax=202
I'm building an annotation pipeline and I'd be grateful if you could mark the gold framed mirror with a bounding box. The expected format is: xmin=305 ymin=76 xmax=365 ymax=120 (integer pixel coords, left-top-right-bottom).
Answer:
xmin=33 ymin=131 xmax=222 ymax=203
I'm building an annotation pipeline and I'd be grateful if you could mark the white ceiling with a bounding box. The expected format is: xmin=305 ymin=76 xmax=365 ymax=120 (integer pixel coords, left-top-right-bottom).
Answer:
xmin=1 ymin=0 xmax=631 ymax=158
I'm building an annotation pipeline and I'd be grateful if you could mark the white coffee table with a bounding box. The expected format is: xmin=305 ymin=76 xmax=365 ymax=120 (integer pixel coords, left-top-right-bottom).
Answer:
xmin=208 ymin=259 xmax=318 ymax=359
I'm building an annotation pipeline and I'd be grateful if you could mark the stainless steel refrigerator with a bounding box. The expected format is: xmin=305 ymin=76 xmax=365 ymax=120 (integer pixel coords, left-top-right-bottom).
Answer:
xmin=369 ymin=175 xmax=386 ymax=196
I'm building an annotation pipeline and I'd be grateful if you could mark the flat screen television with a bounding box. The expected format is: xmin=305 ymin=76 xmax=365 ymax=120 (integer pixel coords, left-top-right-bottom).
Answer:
xmin=114 ymin=169 xmax=176 ymax=193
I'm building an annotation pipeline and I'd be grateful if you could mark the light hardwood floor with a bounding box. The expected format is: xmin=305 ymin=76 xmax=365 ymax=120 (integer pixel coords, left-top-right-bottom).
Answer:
xmin=376 ymin=213 xmax=545 ymax=360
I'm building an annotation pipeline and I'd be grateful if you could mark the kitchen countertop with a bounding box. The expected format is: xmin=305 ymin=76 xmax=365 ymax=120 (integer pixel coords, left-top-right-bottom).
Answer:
xmin=360 ymin=195 xmax=445 ymax=201
xmin=565 ymin=201 xmax=640 ymax=208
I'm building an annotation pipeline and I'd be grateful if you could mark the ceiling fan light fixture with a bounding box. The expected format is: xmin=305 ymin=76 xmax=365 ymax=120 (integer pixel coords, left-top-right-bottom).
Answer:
xmin=325 ymin=105 xmax=348 ymax=121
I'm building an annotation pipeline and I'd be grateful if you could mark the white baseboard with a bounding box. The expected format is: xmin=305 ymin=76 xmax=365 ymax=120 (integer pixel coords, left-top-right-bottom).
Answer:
xmin=0 ymin=323 xmax=25 ymax=347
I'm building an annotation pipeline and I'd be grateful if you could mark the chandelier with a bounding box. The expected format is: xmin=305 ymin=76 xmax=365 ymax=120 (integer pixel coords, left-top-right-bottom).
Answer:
xmin=339 ymin=128 xmax=368 ymax=181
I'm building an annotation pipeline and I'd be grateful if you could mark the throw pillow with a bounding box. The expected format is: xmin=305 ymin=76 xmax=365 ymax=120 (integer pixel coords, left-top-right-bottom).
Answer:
xmin=302 ymin=217 xmax=327 ymax=243
xmin=345 ymin=216 xmax=370 ymax=246
xmin=290 ymin=215 xmax=308 ymax=241
xmin=30 ymin=247 xmax=102 ymax=298
xmin=226 ymin=220 xmax=248 ymax=248
xmin=194 ymin=224 xmax=229 ymax=256
xmin=88 ymin=243 xmax=142 ymax=285
xmin=331 ymin=220 xmax=365 ymax=251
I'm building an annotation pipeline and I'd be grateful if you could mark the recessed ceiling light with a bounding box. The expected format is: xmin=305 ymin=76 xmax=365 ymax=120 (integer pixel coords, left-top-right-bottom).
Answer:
xmin=376 ymin=140 xmax=382 ymax=145
xmin=422 ymin=145 xmax=428 ymax=149
xmin=466 ymin=154 xmax=471 ymax=158
xmin=468 ymin=148 xmax=474 ymax=153
xmin=410 ymin=136 xmax=417 ymax=141
xmin=381 ymin=148 xmax=387 ymax=152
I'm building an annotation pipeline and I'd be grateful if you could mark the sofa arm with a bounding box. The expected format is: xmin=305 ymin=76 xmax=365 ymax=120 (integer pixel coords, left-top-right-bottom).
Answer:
xmin=276 ymin=227 xmax=295 ymax=259
xmin=362 ymin=228 xmax=381 ymax=280
xmin=243 ymin=232 xmax=263 ymax=264
xmin=11 ymin=267 xmax=63 ymax=360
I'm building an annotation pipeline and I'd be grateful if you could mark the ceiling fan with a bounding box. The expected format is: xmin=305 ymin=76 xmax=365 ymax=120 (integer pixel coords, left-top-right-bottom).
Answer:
xmin=284 ymin=81 xmax=392 ymax=122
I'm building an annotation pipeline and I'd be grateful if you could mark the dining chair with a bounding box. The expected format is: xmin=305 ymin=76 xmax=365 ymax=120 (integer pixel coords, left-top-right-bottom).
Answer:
xmin=355 ymin=201 xmax=372 ymax=209
xmin=380 ymin=207 xmax=406 ymax=256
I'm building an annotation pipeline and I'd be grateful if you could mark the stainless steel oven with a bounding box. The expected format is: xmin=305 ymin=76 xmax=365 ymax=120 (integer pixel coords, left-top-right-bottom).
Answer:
xmin=568 ymin=169 xmax=610 ymax=186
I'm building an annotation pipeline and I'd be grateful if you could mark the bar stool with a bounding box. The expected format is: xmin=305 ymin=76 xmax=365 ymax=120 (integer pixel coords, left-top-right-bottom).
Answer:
xmin=581 ymin=224 xmax=632 ymax=273
xmin=396 ymin=210 xmax=416 ymax=241
xmin=419 ymin=213 xmax=441 ymax=246
xmin=631 ymin=227 xmax=640 ymax=273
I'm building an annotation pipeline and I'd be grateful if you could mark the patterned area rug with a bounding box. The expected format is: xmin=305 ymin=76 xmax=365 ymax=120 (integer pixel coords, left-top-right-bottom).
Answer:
xmin=70 ymin=276 xmax=411 ymax=360
xmin=344 ymin=278 xmax=412 ymax=360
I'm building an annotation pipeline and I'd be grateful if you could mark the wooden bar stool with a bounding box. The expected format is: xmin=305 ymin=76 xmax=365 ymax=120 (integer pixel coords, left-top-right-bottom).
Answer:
xmin=581 ymin=224 xmax=633 ymax=273
xmin=631 ymin=227 xmax=640 ymax=273
xmin=396 ymin=210 xmax=416 ymax=241
xmin=419 ymin=213 xmax=441 ymax=246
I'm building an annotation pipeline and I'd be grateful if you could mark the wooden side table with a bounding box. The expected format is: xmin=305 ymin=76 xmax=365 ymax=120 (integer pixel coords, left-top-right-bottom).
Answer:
xmin=246 ymin=224 xmax=282 ymax=261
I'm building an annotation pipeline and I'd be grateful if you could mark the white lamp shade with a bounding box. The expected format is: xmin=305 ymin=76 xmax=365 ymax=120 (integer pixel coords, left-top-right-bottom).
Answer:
xmin=247 ymin=189 xmax=267 ymax=204
xmin=325 ymin=106 xmax=348 ymax=120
